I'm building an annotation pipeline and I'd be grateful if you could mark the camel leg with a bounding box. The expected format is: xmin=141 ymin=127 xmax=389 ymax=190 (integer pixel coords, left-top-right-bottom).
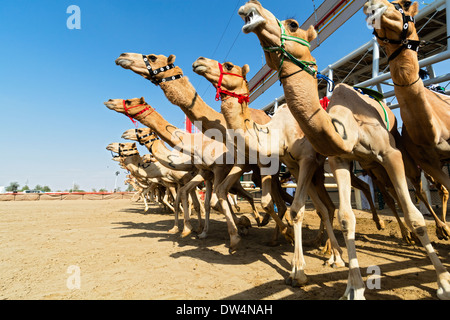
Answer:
xmin=141 ymin=188 xmax=150 ymax=212
xmin=414 ymin=179 xmax=449 ymax=240
xmin=266 ymin=175 xmax=289 ymax=246
xmin=437 ymin=182 xmax=449 ymax=223
xmin=307 ymin=183 xmax=344 ymax=268
xmin=231 ymin=180 xmax=265 ymax=227
xmin=189 ymin=188 xmax=205 ymax=234
xmin=310 ymin=165 xmax=337 ymax=253
xmin=216 ymin=164 xmax=249 ymax=252
xmin=382 ymin=150 xmax=450 ymax=300
xmin=286 ymin=158 xmax=340 ymax=286
xmin=329 ymin=156 xmax=366 ymax=300
xmin=350 ymin=172 xmax=384 ymax=230
xmin=166 ymin=186 xmax=179 ymax=233
xmin=259 ymin=174 xmax=293 ymax=245
xmin=179 ymin=173 xmax=206 ymax=237
xmin=199 ymin=179 xmax=213 ymax=239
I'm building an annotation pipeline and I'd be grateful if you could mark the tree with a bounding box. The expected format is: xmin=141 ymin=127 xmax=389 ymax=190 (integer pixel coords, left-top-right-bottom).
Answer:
xmin=6 ymin=182 xmax=20 ymax=193
xmin=126 ymin=184 xmax=135 ymax=192
xmin=21 ymin=185 xmax=30 ymax=192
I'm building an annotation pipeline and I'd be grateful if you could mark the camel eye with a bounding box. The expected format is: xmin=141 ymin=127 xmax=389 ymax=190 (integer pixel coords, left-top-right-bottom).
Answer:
xmin=224 ymin=63 xmax=234 ymax=71
xmin=403 ymin=1 xmax=412 ymax=10
xmin=148 ymin=55 xmax=157 ymax=62
xmin=289 ymin=21 xmax=298 ymax=31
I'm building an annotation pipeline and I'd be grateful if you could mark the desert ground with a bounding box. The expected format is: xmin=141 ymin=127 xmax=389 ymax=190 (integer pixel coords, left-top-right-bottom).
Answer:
xmin=0 ymin=198 xmax=449 ymax=300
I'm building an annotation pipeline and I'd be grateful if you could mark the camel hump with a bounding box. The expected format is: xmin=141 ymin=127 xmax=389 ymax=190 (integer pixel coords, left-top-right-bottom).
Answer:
xmin=330 ymin=83 xmax=394 ymax=130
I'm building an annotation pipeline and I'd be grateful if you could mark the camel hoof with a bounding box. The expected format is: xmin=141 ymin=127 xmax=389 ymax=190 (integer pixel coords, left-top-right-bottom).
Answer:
xmin=339 ymin=287 xmax=366 ymax=300
xmin=168 ymin=227 xmax=179 ymax=234
xmin=259 ymin=213 xmax=271 ymax=227
xmin=228 ymin=234 xmax=241 ymax=254
xmin=181 ymin=229 xmax=192 ymax=238
xmin=436 ymin=225 xmax=450 ymax=241
xmin=285 ymin=275 xmax=307 ymax=287
xmin=198 ymin=231 xmax=208 ymax=239
xmin=376 ymin=219 xmax=385 ymax=230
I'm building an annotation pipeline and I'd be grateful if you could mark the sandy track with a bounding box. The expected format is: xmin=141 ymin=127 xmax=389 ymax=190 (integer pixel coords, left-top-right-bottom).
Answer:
xmin=0 ymin=199 xmax=448 ymax=300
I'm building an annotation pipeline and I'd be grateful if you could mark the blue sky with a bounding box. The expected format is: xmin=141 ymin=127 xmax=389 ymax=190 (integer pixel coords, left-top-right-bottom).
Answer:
xmin=0 ymin=0 xmax=441 ymax=191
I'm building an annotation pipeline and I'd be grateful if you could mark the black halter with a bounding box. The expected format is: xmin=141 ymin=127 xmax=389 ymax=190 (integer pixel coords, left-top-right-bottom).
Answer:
xmin=373 ymin=3 xmax=423 ymax=62
xmin=118 ymin=145 xmax=138 ymax=158
xmin=142 ymin=55 xmax=184 ymax=85
xmin=135 ymin=129 xmax=158 ymax=147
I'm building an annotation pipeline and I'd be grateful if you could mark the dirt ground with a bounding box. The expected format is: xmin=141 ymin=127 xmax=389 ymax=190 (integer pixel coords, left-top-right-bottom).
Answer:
xmin=0 ymin=198 xmax=449 ymax=300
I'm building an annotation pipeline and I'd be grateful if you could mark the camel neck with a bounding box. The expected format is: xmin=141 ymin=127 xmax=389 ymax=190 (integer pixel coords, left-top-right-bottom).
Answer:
xmin=159 ymin=76 xmax=227 ymax=136
xmin=122 ymin=154 xmax=154 ymax=179
xmin=135 ymin=106 xmax=192 ymax=149
xmin=389 ymin=49 xmax=437 ymax=144
xmin=220 ymin=97 xmax=252 ymax=132
xmin=280 ymin=62 xmax=351 ymax=156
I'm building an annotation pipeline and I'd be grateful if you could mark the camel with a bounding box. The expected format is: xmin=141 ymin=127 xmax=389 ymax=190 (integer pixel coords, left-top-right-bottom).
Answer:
xmin=113 ymin=155 xmax=175 ymax=212
xmin=192 ymin=56 xmax=350 ymax=282
xmin=111 ymin=149 xmax=176 ymax=213
xmin=104 ymin=98 xmax=262 ymax=238
xmin=365 ymin=0 xmax=450 ymax=239
xmin=120 ymin=124 xmax=262 ymax=238
xmin=238 ymin=0 xmax=450 ymax=300
xmin=112 ymin=57 xmax=296 ymax=247
xmin=107 ymin=142 xmax=205 ymax=234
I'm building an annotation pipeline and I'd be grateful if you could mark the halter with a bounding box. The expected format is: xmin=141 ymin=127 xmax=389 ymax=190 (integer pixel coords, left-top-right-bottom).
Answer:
xmin=263 ymin=19 xmax=334 ymax=92
xmin=215 ymin=62 xmax=250 ymax=104
xmin=118 ymin=145 xmax=138 ymax=158
xmin=135 ymin=129 xmax=159 ymax=147
xmin=142 ymin=55 xmax=184 ymax=85
xmin=372 ymin=3 xmax=425 ymax=86
xmin=372 ymin=3 xmax=423 ymax=62
xmin=123 ymin=100 xmax=154 ymax=128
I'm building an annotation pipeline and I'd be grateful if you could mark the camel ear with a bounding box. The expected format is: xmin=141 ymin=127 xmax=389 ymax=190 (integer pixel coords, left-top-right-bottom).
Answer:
xmin=306 ymin=25 xmax=317 ymax=43
xmin=168 ymin=54 xmax=176 ymax=64
xmin=242 ymin=64 xmax=250 ymax=77
xmin=408 ymin=2 xmax=419 ymax=17
xmin=131 ymin=142 xmax=136 ymax=148
xmin=140 ymin=97 xmax=145 ymax=104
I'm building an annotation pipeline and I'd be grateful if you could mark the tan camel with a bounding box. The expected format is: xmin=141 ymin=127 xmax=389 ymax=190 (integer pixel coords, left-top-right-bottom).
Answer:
xmin=111 ymin=149 xmax=176 ymax=213
xmin=104 ymin=98 xmax=262 ymax=237
xmin=113 ymin=155 xmax=175 ymax=212
xmin=365 ymin=0 xmax=450 ymax=239
xmin=120 ymin=125 xmax=261 ymax=238
xmin=107 ymin=142 xmax=205 ymax=234
xmin=192 ymin=56 xmax=349 ymax=283
xmin=238 ymin=0 xmax=450 ymax=299
xmin=114 ymin=53 xmax=295 ymax=237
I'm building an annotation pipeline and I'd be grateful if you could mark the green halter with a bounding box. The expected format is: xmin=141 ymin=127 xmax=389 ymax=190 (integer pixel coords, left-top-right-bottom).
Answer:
xmin=263 ymin=19 xmax=334 ymax=92
xmin=263 ymin=19 xmax=317 ymax=78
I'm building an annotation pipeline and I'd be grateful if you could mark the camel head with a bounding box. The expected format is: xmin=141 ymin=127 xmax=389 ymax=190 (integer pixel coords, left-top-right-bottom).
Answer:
xmin=364 ymin=0 xmax=419 ymax=50
xmin=104 ymin=97 xmax=153 ymax=119
xmin=115 ymin=53 xmax=182 ymax=84
xmin=106 ymin=142 xmax=120 ymax=153
xmin=193 ymin=57 xmax=250 ymax=102
xmin=238 ymin=1 xmax=317 ymax=72
xmin=121 ymin=128 xmax=159 ymax=146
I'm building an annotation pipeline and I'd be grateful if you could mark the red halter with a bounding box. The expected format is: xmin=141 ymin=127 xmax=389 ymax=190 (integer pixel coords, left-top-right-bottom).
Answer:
xmin=122 ymin=100 xmax=154 ymax=128
xmin=215 ymin=62 xmax=249 ymax=104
